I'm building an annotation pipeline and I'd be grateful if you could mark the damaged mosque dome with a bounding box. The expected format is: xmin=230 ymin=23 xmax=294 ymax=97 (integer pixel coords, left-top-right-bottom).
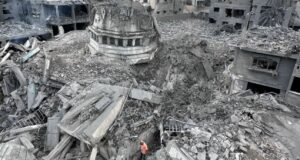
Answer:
xmin=88 ymin=0 xmax=160 ymax=64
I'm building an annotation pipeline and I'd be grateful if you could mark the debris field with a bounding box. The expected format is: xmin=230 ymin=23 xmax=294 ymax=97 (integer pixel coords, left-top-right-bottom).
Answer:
xmin=1 ymin=5 xmax=300 ymax=160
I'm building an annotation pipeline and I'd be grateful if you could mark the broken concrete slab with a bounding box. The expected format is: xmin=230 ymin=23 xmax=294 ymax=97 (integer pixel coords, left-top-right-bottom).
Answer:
xmin=11 ymin=90 xmax=26 ymax=112
xmin=20 ymin=136 xmax=35 ymax=152
xmin=1 ymin=61 xmax=27 ymax=87
xmin=83 ymin=95 xmax=127 ymax=145
xmin=43 ymin=135 xmax=73 ymax=160
xmin=31 ymin=91 xmax=47 ymax=110
xmin=0 ymin=142 xmax=36 ymax=160
xmin=58 ymin=82 xmax=130 ymax=145
xmin=22 ymin=47 xmax=40 ymax=62
xmin=42 ymin=55 xmax=51 ymax=84
xmin=166 ymin=141 xmax=195 ymax=160
xmin=131 ymin=116 xmax=154 ymax=128
xmin=45 ymin=116 xmax=60 ymax=151
xmin=89 ymin=146 xmax=98 ymax=160
xmin=27 ymin=78 xmax=36 ymax=111
xmin=129 ymin=88 xmax=162 ymax=104
xmin=8 ymin=124 xmax=46 ymax=136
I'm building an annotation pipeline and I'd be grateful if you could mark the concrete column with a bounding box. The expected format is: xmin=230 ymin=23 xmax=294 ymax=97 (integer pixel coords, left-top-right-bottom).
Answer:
xmin=218 ymin=7 xmax=225 ymax=26
xmin=72 ymin=5 xmax=76 ymax=23
xmin=55 ymin=5 xmax=60 ymax=24
xmin=132 ymin=39 xmax=136 ymax=47
xmin=41 ymin=4 xmax=45 ymax=22
xmin=123 ymin=39 xmax=128 ymax=47
xmin=115 ymin=38 xmax=118 ymax=46
xmin=98 ymin=36 xmax=102 ymax=43
xmin=253 ymin=6 xmax=261 ymax=26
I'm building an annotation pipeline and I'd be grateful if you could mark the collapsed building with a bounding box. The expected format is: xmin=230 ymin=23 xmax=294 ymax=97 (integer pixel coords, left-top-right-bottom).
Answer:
xmin=209 ymin=0 xmax=251 ymax=29
xmin=231 ymin=26 xmax=300 ymax=107
xmin=26 ymin=0 xmax=91 ymax=35
xmin=0 ymin=0 xmax=50 ymax=47
xmin=152 ymin=0 xmax=185 ymax=19
xmin=88 ymin=1 xmax=160 ymax=64
xmin=209 ymin=0 xmax=296 ymax=29
xmin=0 ymin=0 xmax=91 ymax=48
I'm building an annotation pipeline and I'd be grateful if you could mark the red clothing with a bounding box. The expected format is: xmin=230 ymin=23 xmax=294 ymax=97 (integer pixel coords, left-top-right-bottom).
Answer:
xmin=140 ymin=143 xmax=148 ymax=154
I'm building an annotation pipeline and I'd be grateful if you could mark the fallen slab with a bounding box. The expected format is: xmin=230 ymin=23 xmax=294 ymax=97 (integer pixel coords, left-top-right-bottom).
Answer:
xmin=166 ymin=141 xmax=195 ymax=160
xmin=45 ymin=116 xmax=60 ymax=151
xmin=43 ymin=135 xmax=74 ymax=160
xmin=129 ymin=88 xmax=162 ymax=104
xmin=0 ymin=142 xmax=36 ymax=160
xmin=58 ymin=82 xmax=130 ymax=145
xmin=20 ymin=136 xmax=35 ymax=152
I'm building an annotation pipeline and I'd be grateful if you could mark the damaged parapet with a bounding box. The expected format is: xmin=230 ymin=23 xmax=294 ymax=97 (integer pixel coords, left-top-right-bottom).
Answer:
xmin=231 ymin=26 xmax=300 ymax=107
xmin=88 ymin=0 xmax=160 ymax=64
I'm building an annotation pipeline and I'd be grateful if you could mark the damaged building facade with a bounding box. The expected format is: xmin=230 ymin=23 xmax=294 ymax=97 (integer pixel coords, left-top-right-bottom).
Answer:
xmin=209 ymin=0 xmax=251 ymax=29
xmin=0 ymin=0 xmax=91 ymax=48
xmin=152 ymin=0 xmax=185 ymax=19
xmin=25 ymin=0 xmax=91 ymax=35
xmin=88 ymin=1 xmax=160 ymax=64
xmin=209 ymin=0 xmax=296 ymax=29
xmin=231 ymin=27 xmax=300 ymax=107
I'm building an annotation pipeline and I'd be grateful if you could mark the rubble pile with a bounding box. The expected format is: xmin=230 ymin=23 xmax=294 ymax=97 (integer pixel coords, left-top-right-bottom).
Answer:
xmin=241 ymin=26 xmax=300 ymax=55
xmin=158 ymin=19 xmax=240 ymax=47
xmin=0 ymin=21 xmax=50 ymax=40
xmin=162 ymin=92 xmax=293 ymax=160
xmin=0 ymin=18 xmax=299 ymax=160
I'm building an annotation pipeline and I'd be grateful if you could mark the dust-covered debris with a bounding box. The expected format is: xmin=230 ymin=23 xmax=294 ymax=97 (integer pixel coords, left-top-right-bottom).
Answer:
xmin=0 ymin=8 xmax=300 ymax=160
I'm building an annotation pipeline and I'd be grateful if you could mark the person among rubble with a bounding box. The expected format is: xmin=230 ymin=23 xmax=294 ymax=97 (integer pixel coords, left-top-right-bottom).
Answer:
xmin=140 ymin=140 xmax=148 ymax=160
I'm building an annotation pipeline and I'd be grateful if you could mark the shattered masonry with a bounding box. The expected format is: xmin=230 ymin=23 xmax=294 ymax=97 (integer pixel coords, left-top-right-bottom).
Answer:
xmin=1 ymin=0 xmax=300 ymax=160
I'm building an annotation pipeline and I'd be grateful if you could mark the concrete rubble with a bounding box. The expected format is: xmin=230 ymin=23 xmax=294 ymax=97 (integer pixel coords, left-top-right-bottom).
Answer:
xmin=0 ymin=1 xmax=300 ymax=160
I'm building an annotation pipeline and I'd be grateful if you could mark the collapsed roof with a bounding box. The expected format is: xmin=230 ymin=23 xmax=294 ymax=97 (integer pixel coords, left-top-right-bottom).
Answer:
xmin=239 ymin=26 xmax=300 ymax=58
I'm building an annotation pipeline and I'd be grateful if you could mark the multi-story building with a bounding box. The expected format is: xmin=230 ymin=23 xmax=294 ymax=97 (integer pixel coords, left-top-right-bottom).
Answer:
xmin=26 ymin=0 xmax=91 ymax=35
xmin=231 ymin=27 xmax=300 ymax=107
xmin=209 ymin=0 xmax=251 ymax=29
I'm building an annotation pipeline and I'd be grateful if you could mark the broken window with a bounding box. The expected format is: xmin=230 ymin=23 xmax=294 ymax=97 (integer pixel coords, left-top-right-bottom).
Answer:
xmin=209 ymin=18 xmax=216 ymax=23
xmin=234 ymin=23 xmax=242 ymax=30
xmin=290 ymin=77 xmax=300 ymax=93
xmin=102 ymin=36 xmax=108 ymax=44
xmin=214 ymin=7 xmax=219 ymax=12
xmin=118 ymin=39 xmax=123 ymax=46
xmin=110 ymin=37 xmax=115 ymax=45
xmin=128 ymin=39 xmax=133 ymax=47
xmin=225 ymin=9 xmax=232 ymax=17
xmin=136 ymin=39 xmax=141 ymax=46
xmin=62 ymin=24 xmax=75 ymax=33
xmin=3 ymin=9 xmax=10 ymax=14
xmin=58 ymin=5 xmax=72 ymax=19
xmin=163 ymin=10 xmax=167 ymax=14
xmin=52 ymin=25 xmax=59 ymax=36
xmin=44 ymin=5 xmax=56 ymax=21
xmin=247 ymin=82 xmax=280 ymax=94
xmin=233 ymin=9 xmax=244 ymax=18
xmin=251 ymin=57 xmax=278 ymax=71
xmin=75 ymin=5 xmax=88 ymax=18
xmin=222 ymin=21 xmax=228 ymax=25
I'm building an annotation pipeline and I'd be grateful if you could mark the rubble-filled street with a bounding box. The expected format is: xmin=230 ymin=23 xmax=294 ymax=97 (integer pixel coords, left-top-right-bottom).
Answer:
xmin=1 ymin=0 xmax=300 ymax=160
